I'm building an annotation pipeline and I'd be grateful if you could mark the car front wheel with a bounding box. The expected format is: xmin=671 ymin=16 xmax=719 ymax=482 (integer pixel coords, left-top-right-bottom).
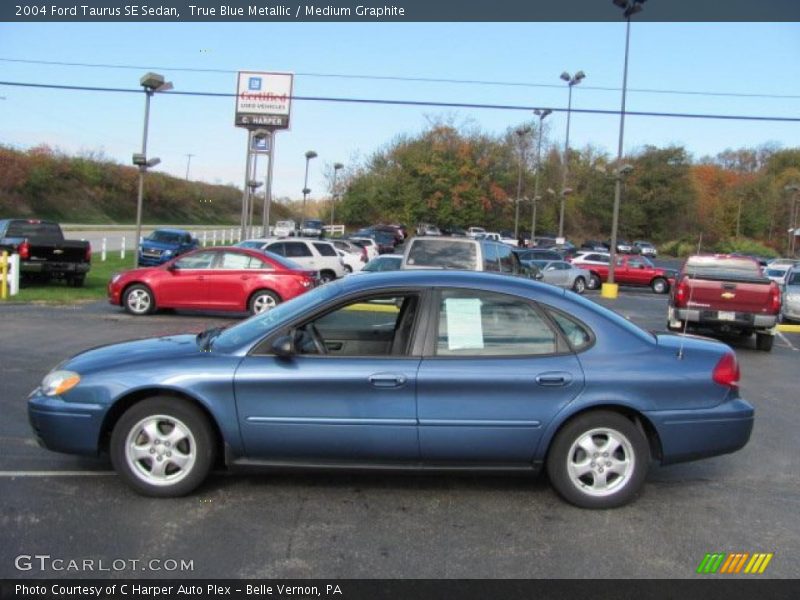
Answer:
xmin=587 ymin=274 xmax=601 ymax=290
xmin=547 ymin=411 xmax=649 ymax=509
xmin=110 ymin=397 xmax=215 ymax=497
xmin=124 ymin=284 xmax=155 ymax=315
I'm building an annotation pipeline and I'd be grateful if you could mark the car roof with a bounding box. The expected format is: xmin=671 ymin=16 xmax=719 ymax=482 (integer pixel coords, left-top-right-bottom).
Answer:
xmin=154 ymin=227 xmax=190 ymax=234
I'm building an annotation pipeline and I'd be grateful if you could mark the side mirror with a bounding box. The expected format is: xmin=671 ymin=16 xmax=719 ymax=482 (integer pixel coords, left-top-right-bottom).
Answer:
xmin=271 ymin=334 xmax=295 ymax=358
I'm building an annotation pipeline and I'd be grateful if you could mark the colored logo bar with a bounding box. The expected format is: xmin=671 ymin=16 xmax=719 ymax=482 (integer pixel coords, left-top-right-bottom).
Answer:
xmin=697 ymin=552 xmax=773 ymax=574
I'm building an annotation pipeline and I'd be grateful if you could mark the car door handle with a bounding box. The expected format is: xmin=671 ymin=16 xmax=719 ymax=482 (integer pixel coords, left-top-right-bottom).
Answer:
xmin=368 ymin=373 xmax=407 ymax=388
xmin=536 ymin=373 xmax=572 ymax=387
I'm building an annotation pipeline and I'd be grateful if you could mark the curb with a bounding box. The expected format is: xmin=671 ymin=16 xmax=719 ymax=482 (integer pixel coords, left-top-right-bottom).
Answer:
xmin=777 ymin=324 xmax=800 ymax=333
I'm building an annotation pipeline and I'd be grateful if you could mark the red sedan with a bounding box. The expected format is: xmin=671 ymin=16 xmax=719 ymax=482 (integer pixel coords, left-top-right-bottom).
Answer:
xmin=108 ymin=247 xmax=318 ymax=316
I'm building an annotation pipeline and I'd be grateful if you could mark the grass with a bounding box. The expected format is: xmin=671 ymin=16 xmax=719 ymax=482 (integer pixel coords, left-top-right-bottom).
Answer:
xmin=6 ymin=254 xmax=135 ymax=305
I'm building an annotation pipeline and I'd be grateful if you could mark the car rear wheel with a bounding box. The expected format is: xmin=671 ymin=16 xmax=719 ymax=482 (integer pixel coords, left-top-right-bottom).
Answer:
xmin=123 ymin=284 xmax=155 ymax=316
xmin=343 ymin=265 xmax=353 ymax=274
xmin=110 ymin=397 xmax=215 ymax=497
xmin=651 ymin=278 xmax=669 ymax=294
xmin=572 ymin=277 xmax=587 ymax=294
xmin=320 ymin=270 xmax=336 ymax=284
xmin=248 ymin=289 xmax=280 ymax=315
xmin=547 ymin=411 xmax=649 ymax=509
xmin=755 ymin=332 xmax=774 ymax=352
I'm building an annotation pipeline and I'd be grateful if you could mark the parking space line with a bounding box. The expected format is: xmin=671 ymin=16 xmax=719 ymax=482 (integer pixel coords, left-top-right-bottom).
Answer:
xmin=777 ymin=332 xmax=798 ymax=352
xmin=0 ymin=471 xmax=115 ymax=477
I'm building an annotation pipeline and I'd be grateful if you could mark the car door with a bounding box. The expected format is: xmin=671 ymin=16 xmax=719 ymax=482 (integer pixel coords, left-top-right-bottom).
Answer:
xmin=416 ymin=288 xmax=584 ymax=463
xmin=204 ymin=250 xmax=267 ymax=310
xmin=233 ymin=291 xmax=424 ymax=461
xmin=156 ymin=250 xmax=216 ymax=307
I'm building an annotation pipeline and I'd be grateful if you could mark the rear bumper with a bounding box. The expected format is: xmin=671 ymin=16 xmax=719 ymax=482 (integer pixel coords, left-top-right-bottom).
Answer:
xmin=28 ymin=390 xmax=105 ymax=456
xmin=670 ymin=307 xmax=778 ymax=330
xmin=644 ymin=397 xmax=754 ymax=465
xmin=22 ymin=261 xmax=90 ymax=275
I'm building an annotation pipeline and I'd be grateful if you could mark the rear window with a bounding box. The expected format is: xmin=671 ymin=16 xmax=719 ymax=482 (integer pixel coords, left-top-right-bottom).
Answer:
xmin=685 ymin=256 xmax=762 ymax=278
xmin=6 ymin=221 xmax=63 ymax=239
xmin=313 ymin=242 xmax=337 ymax=257
xmin=406 ymin=240 xmax=478 ymax=270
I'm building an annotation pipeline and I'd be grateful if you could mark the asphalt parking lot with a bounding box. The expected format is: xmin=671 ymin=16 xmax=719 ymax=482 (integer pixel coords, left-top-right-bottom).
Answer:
xmin=1 ymin=290 xmax=798 ymax=579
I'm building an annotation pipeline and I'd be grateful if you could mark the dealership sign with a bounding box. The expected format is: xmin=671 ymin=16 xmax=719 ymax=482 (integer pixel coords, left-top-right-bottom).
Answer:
xmin=235 ymin=71 xmax=294 ymax=129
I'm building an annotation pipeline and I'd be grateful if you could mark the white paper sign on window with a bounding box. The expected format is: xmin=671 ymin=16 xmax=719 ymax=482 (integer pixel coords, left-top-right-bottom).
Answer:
xmin=445 ymin=298 xmax=484 ymax=350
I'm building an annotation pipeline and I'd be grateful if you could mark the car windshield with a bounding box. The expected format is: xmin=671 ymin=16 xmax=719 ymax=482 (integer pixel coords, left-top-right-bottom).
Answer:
xmin=787 ymin=272 xmax=800 ymax=285
xmin=146 ymin=230 xmax=184 ymax=244
xmin=236 ymin=240 xmax=265 ymax=249
xmin=303 ymin=220 xmax=322 ymax=228
xmin=405 ymin=240 xmax=477 ymax=269
xmin=685 ymin=256 xmax=762 ymax=278
xmin=211 ymin=281 xmax=342 ymax=352
xmin=766 ymin=268 xmax=787 ymax=277
xmin=275 ymin=221 xmax=294 ymax=228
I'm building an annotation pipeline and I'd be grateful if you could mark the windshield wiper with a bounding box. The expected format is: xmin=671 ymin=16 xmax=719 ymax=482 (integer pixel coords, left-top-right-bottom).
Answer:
xmin=196 ymin=326 xmax=225 ymax=351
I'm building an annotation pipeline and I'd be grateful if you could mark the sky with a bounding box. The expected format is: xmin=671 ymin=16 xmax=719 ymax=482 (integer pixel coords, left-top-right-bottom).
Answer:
xmin=1 ymin=21 xmax=799 ymax=203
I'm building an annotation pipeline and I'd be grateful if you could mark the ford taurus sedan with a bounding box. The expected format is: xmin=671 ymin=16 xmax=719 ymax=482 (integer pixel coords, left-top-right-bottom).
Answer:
xmin=32 ymin=271 xmax=753 ymax=508
xmin=108 ymin=247 xmax=317 ymax=316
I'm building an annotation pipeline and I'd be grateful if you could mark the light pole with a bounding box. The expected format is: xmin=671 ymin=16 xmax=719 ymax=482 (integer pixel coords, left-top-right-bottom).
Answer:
xmin=330 ymin=162 xmax=344 ymax=231
xmin=514 ymin=127 xmax=531 ymax=240
xmin=531 ymin=109 xmax=552 ymax=243
xmin=786 ymin=184 xmax=800 ymax=256
xmin=558 ymin=70 xmax=585 ymax=239
xmin=133 ymin=72 xmax=172 ymax=267
xmin=301 ymin=150 xmax=317 ymax=226
xmin=184 ymin=153 xmax=194 ymax=180
xmin=607 ymin=0 xmax=644 ymax=293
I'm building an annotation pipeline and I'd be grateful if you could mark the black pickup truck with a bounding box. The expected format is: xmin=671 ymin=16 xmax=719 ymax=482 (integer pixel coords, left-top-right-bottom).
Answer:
xmin=0 ymin=219 xmax=91 ymax=286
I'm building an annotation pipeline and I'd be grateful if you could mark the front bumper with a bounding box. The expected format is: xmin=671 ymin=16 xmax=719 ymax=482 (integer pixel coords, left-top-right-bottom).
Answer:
xmin=28 ymin=389 xmax=106 ymax=456
xmin=670 ymin=307 xmax=778 ymax=330
xmin=644 ymin=397 xmax=754 ymax=465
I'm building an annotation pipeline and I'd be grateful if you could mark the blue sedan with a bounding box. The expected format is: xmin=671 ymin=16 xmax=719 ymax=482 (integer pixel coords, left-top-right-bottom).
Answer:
xmin=28 ymin=271 xmax=753 ymax=508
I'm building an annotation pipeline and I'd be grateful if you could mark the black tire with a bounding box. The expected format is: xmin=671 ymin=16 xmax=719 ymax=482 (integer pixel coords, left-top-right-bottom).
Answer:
xmin=755 ymin=332 xmax=774 ymax=352
xmin=69 ymin=275 xmax=86 ymax=288
xmin=343 ymin=264 xmax=353 ymax=274
xmin=110 ymin=397 xmax=215 ymax=497
xmin=320 ymin=270 xmax=336 ymax=284
xmin=248 ymin=289 xmax=280 ymax=315
xmin=547 ymin=411 xmax=650 ymax=509
xmin=572 ymin=276 xmax=587 ymax=295
xmin=587 ymin=273 xmax=601 ymax=290
xmin=123 ymin=284 xmax=155 ymax=316
xmin=651 ymin=277 xmax=669 ymax=294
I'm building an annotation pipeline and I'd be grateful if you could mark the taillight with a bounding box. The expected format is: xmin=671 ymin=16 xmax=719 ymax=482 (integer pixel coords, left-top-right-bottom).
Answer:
xmin=768 ymin=281 xmax=781 ymax=314
xmin=674 ymin=278 xmax=689 ymax=308
xmin=712 ymin=353 xmax=740 ymax=389
xmin=361 ymin=248 xmax=367 ymax=263
xmin=18 ymin=240 xmax=30 ymax=260
xmin=85 ymin=243 xmax=92 ymax=262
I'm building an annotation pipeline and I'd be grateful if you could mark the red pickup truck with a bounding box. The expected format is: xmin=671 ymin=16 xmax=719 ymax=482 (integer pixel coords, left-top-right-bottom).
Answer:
xmin=667 ymin=254 xmax=782 ymax=352
xmin=571 ymin=252 xmax=677 ymax=293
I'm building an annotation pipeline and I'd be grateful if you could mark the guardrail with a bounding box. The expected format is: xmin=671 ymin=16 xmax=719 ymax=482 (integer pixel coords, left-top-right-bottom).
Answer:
xmin=0 ymin=251 xmax=20 ymax=299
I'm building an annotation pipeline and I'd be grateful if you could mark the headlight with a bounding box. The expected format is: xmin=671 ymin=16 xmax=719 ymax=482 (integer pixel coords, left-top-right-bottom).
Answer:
xmin=41 ymin=371 xmax=81 ymax=397
xmin=163 ymin=250 xmax=173 ymax=256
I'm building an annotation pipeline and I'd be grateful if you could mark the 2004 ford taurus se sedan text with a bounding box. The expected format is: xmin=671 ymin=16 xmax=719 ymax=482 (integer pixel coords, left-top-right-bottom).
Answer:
xmin=29 ymin=271 xmax=754 ymax=508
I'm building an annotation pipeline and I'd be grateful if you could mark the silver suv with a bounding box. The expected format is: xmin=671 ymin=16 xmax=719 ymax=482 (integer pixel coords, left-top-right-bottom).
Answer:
xmin=401 ymin=237 xmax=522 ymax=275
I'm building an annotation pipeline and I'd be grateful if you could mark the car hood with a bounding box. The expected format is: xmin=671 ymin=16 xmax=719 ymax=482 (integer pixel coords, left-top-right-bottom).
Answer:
xmin=63 ymin=334 xmax=201 ymax=373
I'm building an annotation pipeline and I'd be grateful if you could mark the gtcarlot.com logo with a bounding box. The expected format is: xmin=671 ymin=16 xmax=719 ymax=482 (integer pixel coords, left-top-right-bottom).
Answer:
xmin=697 ymin=552 xmax=774 ymax=574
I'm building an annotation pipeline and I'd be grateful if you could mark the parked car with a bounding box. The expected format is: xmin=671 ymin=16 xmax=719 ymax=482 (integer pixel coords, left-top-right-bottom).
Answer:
xmin=781 ymin=267 xmax=800 ymax=323
xmin=243 ymin=238 xmax=346 ymax=283
xmin=515 ymin=248 xmax=563 ymax=263
xmin=581 ymin=240 xmax=609 ymax=252
xmin=764 ymin=263 xmax=791 ymax=285
xmin=613 ymin=239 xmax=636 ymax=254
xmin=527 ymin=259 xmax=591 ymax=294
xmin=572 ymin=252 xmax=676 ymax=293
xmin=331 ymin=239 xmax=369 ymax=268
xmin=361 ymin=254 xmax=403 ymax=273
xmin=668 ymin=254 xmax=782 ymax=351
xmin=402 ymin=237 xmax=522 ymax=276
xmin=31 ymin=270 xmax=754 ymax=508
xmin=0 ymin=218 xmax=91 ymax=286
xmin=422 ymin=225 xmax=442 ymax=236
xmin=467 ymin=226 xmax=486 ymax=239
xmin=633 ymin=240 xmax=658 ymax=258
xmin=300 ymin=219 xmax=325 ymax=238
xmin=138 ymin=228 xmax=199 ymax=267
xmin=108 ymin=247 xmax=317 ymax=316
xmin=336 ymin=249 xmax=364 ymax=273
xmin=273 ymin=220 xmax=297 ymax=237
xmin=349 ymin=237 xmax=380 ymax=261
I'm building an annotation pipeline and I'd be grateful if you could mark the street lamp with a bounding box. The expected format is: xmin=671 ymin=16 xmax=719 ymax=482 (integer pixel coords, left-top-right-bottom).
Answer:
xmin=558 ymin=70 xmax=585 ymax=239
xmin=330 ymin=162 xmax=344 ymax=231
xmin=133 ymin=72 xmax=172 ymax=267
xmin=785 ymin=184 xmax=800 ymax=256
xmin=514 ymin=127 xmax=532 ymax=240
xmin=531 ymin=109 xmax=552 ymax=243
xmin=301 ymin=150 xmax=318 ymax=226
xmin=607 ymin=0 xmax=645 ymax=293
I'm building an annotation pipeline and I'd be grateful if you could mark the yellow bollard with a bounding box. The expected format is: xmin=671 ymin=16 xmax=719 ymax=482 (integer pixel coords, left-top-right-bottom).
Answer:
xmin=600 ymin=282 xmax=619 ymax=299
xmin=1 ymin=251 xmax=7 ymax=300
